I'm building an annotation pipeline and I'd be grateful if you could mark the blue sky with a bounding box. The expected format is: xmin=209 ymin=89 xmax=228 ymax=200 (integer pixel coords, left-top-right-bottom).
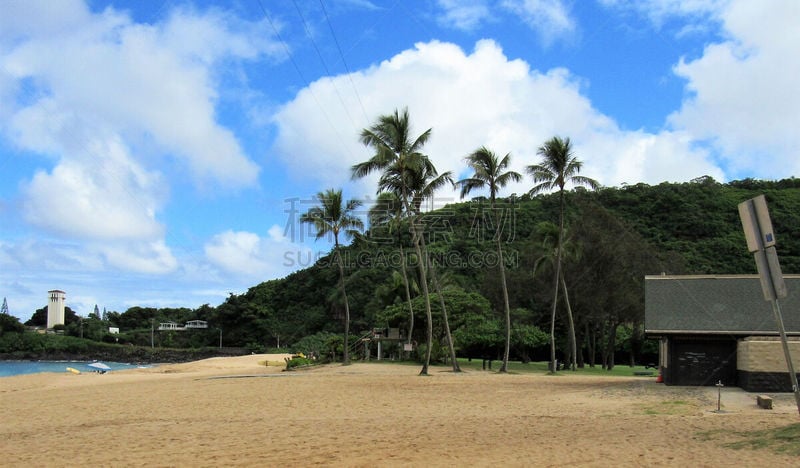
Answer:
xmin=1 ymin=0 xmax=798 ymax=321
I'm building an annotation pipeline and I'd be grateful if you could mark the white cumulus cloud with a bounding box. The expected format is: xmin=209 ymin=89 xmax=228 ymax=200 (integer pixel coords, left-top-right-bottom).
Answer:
xmin=204 ymin=226 xmax=315 ymax=280
xmin=272 ymin=38 xmax=723 ymax=199
xmin=667 ymin=0 xmax=800 ymax=179
xmin=21 ymin=137 xmax=165 ymax=240
xmin=0 ymin=0 xmax=281 ymax=276
xmin=1 ymin=3 xmax=268 ymax=187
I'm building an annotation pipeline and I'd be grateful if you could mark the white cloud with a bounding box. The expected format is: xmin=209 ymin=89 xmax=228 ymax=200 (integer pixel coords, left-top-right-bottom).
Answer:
xmin=0 ymin=0 xmax=91 ymax=41
xmin=436 ymin=0 xmax=575 ymax=46
xmin=1 ymin=3 xmax=267 ymax=188
xmin=99 ymin=240 xmax=178 ymax=274
xmin=500 ymin=0 xmax=576 ymax=46
xmin=667 ymin=0 xmax=800 ymax=179
xmin=437 ymin=0 xmax=493 ymax=31
xmin=0 ymin=235 xmax=176 ymax=277
xmin=598 ymin=0 xmax=724 ymax=27
xmin=0 ymin=238 xmax=102 ymax=272
xmin=0 ymin=0 xmax=284 ymax=277
xmin=273 ymin=39 xmax=723 ymax=199
xmin=204 ymin=226 xmax=315 ymax=280
xmin=21 ymin=137 xmax=165 ymax=240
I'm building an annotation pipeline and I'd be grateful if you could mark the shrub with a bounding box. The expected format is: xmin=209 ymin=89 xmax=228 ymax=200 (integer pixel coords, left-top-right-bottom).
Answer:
xmin=285 ymin=356 xmax=313 ymax=369
xmin=245 ymin=342 xmax=266 ymax=354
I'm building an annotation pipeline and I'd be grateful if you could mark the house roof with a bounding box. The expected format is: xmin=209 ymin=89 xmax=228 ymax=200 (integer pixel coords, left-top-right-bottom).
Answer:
xmin=645 ymin=275 xmax=800 ymax=335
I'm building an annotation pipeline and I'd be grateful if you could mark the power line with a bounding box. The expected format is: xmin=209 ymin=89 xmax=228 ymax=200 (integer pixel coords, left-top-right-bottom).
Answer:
xmin=318 ymin=0 xmax=370 ymax=123
xmin=256 ymin=0 xmax=359 ymax=163
xmin=292 ymin=0 xmax=358 ymax=129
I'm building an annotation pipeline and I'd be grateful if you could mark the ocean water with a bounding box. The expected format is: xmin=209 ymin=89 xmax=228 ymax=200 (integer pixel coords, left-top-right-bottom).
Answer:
xmin=0 ymin=361 xmax=151 ymax=377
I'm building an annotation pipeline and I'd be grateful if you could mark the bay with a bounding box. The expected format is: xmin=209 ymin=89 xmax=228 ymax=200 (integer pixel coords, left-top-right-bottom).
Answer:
xmin=0 ymin=361 xmax=151 ymax=377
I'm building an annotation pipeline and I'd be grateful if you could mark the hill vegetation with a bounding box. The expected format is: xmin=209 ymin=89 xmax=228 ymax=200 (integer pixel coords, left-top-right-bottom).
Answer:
xmin=3 ymin=177 xmax=799 ymax=366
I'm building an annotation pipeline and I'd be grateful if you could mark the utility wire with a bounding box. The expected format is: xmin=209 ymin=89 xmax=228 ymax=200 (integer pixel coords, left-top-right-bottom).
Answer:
xmin=291 ymin=0 xmax=358 ymax=129
xmin=318 ymin=0 xmax=370 ymax=123
xmin=256 ymin=0 xmax=359 ymax=164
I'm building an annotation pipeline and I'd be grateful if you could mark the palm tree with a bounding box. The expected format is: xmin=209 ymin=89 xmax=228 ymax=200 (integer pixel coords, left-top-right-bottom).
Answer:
xmin=353 ymin=108 xmax=438 ymax=375
xmin=369 ymin=192 xmax=416 ymax=352
xmin=403 ymin=161 xmax=461 ymax=373
xmin=300 ymin=188 xmax=364 ymax=365
xmin=527 ymin=137 xmax=598 ymax=373
xmin=531 ymin=222 xmax=581 ymax=370
xmin=457 ymin=146 xmax=521 ymax=373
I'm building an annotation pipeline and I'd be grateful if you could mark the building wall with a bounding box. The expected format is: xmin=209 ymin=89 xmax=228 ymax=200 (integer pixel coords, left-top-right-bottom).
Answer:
xmin=737 ymin=336 xmax=800 ymax=392
xmin=47 ymin=290 xmax=65 ymax=329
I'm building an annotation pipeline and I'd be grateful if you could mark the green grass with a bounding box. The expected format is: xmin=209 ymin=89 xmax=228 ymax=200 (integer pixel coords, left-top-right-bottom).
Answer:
xmin=700 ymin=423 xmax=800 ymax=456
xmin=453 ymin=358 xmax=656 ymax=377
xmin=726 ymin=424 xmax=800 ymax=456
xmin=363 ymin=358 xmax=658 ymax=377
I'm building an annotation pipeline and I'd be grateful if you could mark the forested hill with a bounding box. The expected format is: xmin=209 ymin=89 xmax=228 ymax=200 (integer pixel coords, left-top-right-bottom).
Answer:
xmin=31 ymin=177 xmax=796 ymax=358
xmin=594 ymin=176 xmax=800 ymax=274
xmin=215 ymin=177 xmax=799 ymax=350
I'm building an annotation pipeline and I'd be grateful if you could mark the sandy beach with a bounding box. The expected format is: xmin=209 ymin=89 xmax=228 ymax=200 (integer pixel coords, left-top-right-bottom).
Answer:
xmin=2 ymin=355 xmax=798 ymax=467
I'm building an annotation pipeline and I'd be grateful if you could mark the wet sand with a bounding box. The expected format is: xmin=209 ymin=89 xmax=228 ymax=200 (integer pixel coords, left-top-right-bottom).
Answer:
xmin=2 ymin=355 xmax=798 ymax=467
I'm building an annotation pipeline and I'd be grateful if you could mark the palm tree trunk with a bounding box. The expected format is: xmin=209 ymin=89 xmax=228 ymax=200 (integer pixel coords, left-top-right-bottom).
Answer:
xmin=407 ymin=212 xmax=433 ymax=376
xmin=422 ymin=234 xmax=460 ymax=373
xmin=334 ymin=241 xmax=351 ymax=365
xmin=398 ymin=243 xmax=414 ymax=352
xmin=548 ymin=263 xmax=560 ymax=372
xmin=560 ymin=273 xmax=577 ymax=371
xmin=549 ymin=189 xmax=566 ymax=373
xmin=497 ymin=235 xmax=512 ymax=373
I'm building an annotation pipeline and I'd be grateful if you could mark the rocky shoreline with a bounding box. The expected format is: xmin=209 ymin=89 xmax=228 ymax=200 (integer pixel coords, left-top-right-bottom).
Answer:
xmin=0 ymin=346 xmax=250 ymax=364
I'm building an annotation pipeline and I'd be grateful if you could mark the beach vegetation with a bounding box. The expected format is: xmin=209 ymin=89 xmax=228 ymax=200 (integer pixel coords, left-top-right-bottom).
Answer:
xmin=457 ymin=146 xmax=522 ymax=373
xmin=527 ymin=136 xmax=599 ymax=373
xmin=353 ymin=107 xmax=455 ymax=375
xmin=284 ymin=355 xmax=315 ymax=369
xmin=0 ymin=313 xmax=25 ymax=334
xmin=5 ymin=152 xmax=800 ymax=369
xmin=300 ymin=188 xmax=363 ymax=365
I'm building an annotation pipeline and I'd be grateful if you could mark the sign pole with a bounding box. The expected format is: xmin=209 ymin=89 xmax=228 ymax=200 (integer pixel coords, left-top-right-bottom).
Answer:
xmin=739 ymin=195 xmax=800 ymax=416
xmin=770 ymin=299 xmax=800 ymax=414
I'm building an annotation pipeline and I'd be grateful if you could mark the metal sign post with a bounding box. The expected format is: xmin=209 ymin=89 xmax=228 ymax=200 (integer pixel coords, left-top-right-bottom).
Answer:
xmin=738 ymin=195 xmax=800 ymax=416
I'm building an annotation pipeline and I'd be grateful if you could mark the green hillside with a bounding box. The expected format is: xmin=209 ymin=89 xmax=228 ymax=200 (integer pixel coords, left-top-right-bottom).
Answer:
xmin=207 ymin=176 xmax=800 ymax=363
xmin=6 ymin=177 xmax=798 ymax=366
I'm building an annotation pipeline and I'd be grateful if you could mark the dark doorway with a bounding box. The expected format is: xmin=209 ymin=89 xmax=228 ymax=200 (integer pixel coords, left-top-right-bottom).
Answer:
xmin=667 ymin=338 xmax=737 ymax=386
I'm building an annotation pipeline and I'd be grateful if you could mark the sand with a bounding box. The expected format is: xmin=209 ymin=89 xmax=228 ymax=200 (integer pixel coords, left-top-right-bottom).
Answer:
xmin=2 ymin=355 xmax=798 ymax=467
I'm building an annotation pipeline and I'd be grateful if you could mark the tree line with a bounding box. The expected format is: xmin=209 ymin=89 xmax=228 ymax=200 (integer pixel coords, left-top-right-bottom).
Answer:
xmin=2 ymin=107 xmax=798 ymax=370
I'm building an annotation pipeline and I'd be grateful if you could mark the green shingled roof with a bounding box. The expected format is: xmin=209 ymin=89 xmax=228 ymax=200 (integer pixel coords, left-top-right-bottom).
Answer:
xmin=644 ymin=275 xmax=800 ymax=334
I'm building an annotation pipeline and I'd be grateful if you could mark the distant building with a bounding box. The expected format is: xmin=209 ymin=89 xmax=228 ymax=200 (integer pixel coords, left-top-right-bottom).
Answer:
xmin=185 ymin=320 xmax=208 ymax=329
xmin=157 ymin=320 xmax=208 ymax=331
xmin=47 ymin=290 xmax=66 ymax=329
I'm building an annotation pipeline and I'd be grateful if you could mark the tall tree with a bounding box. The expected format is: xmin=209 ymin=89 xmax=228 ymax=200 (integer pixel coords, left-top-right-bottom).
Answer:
xmin=405 ymin=161 xmax=461 ymax=372
xmin=353 ymin=107 xmax=439 ymax=375
xmin=369 ymin=192 xmax=416 ymax=352
xmin=457 ymin=146 xmax=522 ymax=372
xmin=527 ymin=137 xmax=598 ymax=372
xmin=531 ymin=221 xmax=581 ymax=370
xmin=300 ymin=188 xmax=364 ymax=365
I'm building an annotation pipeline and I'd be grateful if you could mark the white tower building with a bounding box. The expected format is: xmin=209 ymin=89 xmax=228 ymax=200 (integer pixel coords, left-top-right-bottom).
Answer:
xmin=47 ymin=290 xmax=66 ymax=329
